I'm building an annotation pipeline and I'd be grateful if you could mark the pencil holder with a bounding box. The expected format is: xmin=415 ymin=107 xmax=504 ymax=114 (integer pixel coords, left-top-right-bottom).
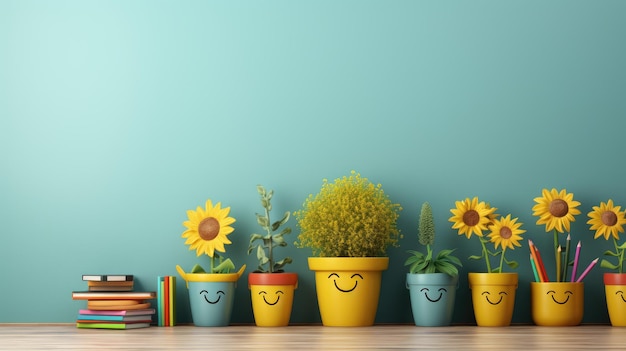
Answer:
xmin=530 ymin=282 xmax=583 ymax=326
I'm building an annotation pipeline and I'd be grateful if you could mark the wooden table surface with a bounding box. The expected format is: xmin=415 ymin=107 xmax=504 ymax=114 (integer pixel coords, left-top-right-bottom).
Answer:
xmin=1 ymin=324 xmax=623 ymax=350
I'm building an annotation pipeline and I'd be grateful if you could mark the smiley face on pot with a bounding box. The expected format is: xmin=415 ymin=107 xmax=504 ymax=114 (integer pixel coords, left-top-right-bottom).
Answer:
xmin=546 ymin=289 xmax=574 ymax=305
xmin=328 ymin=273 xmax=363 ymax=293
xmin=420 ymin=287 xmax=448 ymax=303
xmin=481 ymin=290 xmax=508 ymax=305
xmin=258 ymin=289 xmax=285 ymax=306
xmin=200 ymin=289 xmax=225 ymax=304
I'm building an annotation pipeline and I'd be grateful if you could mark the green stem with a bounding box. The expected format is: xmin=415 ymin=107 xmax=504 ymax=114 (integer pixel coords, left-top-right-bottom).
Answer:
xmin=616 ymin=238 xmax=624 ymax=274
xmin=499 ymin=248 xmax=506 ymax=273
xmin=265 ymin=203 xmax=274 ymax=273
xmin=211 ymin=255 xmax=215 ymax=273
xmin=553 ymin=229 xmax=559 ymax=280
xmin=480 ymin=237 xmax=492 ymax=273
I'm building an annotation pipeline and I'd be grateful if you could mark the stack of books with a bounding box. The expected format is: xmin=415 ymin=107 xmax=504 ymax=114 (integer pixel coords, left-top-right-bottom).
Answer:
xmin=157 ymin=275 xmax=176 ymax=326
xmin=72 ymin=274 xmax=156 ymax=329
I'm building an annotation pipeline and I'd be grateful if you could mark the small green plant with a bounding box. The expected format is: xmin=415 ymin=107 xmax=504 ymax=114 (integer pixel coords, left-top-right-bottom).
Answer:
xmin=405 ymin=202 xmax=462 ymax=276
xmin=248 ymin=185 xmax=293 ymax=273
xmin=294 ymin=171 xmax=402 ymax=257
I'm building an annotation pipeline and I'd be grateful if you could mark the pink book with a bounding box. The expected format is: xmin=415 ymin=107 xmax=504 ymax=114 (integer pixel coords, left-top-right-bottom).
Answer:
xmin=79 ymin=308 xmax=156 ymax=316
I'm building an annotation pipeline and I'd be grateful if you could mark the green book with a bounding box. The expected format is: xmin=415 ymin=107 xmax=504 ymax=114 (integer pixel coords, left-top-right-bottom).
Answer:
xmin=76 ymin=322 xmax=150 ymax=329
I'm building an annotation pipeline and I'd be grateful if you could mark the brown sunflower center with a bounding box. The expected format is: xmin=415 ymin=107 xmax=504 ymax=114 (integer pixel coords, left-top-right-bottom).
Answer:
xmin=602 ymin=211 xmax=618 ymax=227
xmin=500 ymin=226 xmax=512 ymax=240
xmin=463 ymin=210 xmax=480 ymax=226
xmin=198 ymin=217 xmax=220 ymax=241
xmin=549 ymin=199 xmax=569 ymax=218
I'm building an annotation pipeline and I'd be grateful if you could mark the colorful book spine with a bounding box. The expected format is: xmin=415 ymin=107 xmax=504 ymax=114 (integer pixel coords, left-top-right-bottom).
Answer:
xmin=157 ymin=275 xmax=176 ymax=326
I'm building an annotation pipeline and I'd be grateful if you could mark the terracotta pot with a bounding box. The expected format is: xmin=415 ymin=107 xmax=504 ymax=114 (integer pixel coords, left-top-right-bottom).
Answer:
xmin=248 ymin=272 xmax=298 ymax=327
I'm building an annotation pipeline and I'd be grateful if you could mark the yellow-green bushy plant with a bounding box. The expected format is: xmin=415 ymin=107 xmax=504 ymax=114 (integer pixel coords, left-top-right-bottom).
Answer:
xmin=294 ymin=171 xmax=402 ymax=257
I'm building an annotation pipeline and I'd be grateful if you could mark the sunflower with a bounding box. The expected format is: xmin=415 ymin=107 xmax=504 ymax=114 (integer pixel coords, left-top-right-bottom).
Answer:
xmin=488 ymin=214 xmax=525 ymax=250
xmin=182 ymin=199 xmax=236 ymax=257
xmin=449 ymin=197 xmax=497 ymax=239
xmin=587 ymin=199 xmax=626 ymax=240
xmin=532 ymin=188 xmax=581 ymax=233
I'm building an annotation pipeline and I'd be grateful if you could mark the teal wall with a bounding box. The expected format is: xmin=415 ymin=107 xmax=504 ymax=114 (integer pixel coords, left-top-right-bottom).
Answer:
xmin=2 ymin=1 xmax=626 ymax=324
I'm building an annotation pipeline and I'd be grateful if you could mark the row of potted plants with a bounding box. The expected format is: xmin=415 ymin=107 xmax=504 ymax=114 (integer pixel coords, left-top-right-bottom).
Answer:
xmin=175 ymin=171 xmax=626 ymax=327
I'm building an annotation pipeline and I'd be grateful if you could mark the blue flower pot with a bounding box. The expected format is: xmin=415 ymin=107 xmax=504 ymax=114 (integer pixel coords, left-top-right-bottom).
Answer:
xmin=177 ymin=265 xmax=245 ymax=327
xmin=406 ymin=273 xmax=458 ymax=326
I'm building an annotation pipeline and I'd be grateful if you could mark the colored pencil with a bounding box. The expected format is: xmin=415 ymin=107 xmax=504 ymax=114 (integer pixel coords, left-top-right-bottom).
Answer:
xmin=528 ymin=240 xmax=546 ymax=282
xmin=534 ymin=244 xmax=549 ymax=282
xmin=571 ymin=241 xmax=582 ymax=282
xmin=530 ymin=254 xmax=540 ymax=282
xmin=562 ymin=234 xmax=571 ymax=282
xmin=576 ymin=258 xmax=599 ymax=282
xmin=556 ymin=245 xmax=561 ymax=282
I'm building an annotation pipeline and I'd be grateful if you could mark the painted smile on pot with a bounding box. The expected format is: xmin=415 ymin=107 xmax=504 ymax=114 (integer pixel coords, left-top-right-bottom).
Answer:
xmin=328 ymin=273 xmax=363 ymax=293
xmin=259 ymin=290 xmax=284 ymax=306
xmin=547 ymin=290 xmax=572 ymax=305
xmin=200 ymin=289 xmax=225 ymax=304
xmin=420 ymin=288 xmax=446 ymax=303
xmin=616 ymin=291 xmax=626 ymax=303
xmin=482 ymin=291 xmax=507 ymax=305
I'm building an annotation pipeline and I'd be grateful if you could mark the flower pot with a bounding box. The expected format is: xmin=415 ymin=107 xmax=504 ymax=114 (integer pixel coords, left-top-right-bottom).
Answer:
xmin=604 ymin=273 xmax=626 ymax=326
xmin=308 ymin=257 xmax=388 ymax=326
xmin=248 ymin=272 xmax=298 ymax=327
xmin=468 ymin=272 xmax=518 ymax=326
xmin=530 ymin=282 xmax=583 ymax=326
xmin=406 ymin=273 xmax=458 ymax=326
xmin=176 ymin=265 xmax=245 ymax=327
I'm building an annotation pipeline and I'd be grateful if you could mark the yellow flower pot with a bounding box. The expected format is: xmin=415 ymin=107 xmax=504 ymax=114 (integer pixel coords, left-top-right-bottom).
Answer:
xmin=604 ymin=273 xmax=626 ymax=326
xmin=468 ymin=272 xmax=518 ymax=327
xmin=308 ymin=257 xmax=388 ymax=326
xmin=531 ymin=282 xmax=584 ymax=326
xmin=248 ymin=272 xmax=298 ymax=327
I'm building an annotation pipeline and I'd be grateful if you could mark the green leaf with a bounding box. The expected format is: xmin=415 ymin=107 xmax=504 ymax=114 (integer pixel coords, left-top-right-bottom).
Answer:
xmin=617 ymin=242 xmax=626 ymax=250
xmin=190 ymin=264 xmax=206 ymax=274
xmin=272 ymin=234 xmax=286 ymax=245
xmin=212 ymin=259 xmax=235 ymax=273
xmin=410 ymin=260 xmax=429 ymax=274
xmin=505 ymin=260 xmax=519 ymax=269
xmin=601 ymin=259 xmax=620 ymax=270
xmin=256 ymin=185 xmax=266 ymax=196
xmin=273 ymin=257 xmax=293 ymax=271
xmin=256 ymin=214 xmax=269 ymax=227
xmin=277 ymin=227 xmax=292 ymax=236
xmin=249 ymin=233 xmax=263 ymax=244
xmin=604 ymin=250 xmax=620 ymax=257
xmin=256 ymin=245 xmax=268 ymax=262
xmin=271 ymin=212 xmax=291 ymax=231
xmin=435 ymin=261 xmax=459 ymax=276
xmin=468 ymin=254 xmax=484 ymax=261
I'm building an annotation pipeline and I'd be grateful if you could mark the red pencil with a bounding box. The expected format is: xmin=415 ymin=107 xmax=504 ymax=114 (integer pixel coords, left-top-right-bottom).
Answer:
xmin=528 ymin=240 xmax=545 ymax=282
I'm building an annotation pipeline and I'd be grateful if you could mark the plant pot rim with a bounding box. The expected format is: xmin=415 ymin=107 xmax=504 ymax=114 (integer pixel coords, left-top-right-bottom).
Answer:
xmin=176 ymin=264 xmax=246 ymax=283
xmin=308 ymin=257 xmax=389 ymax=271
xmin=406 ymin=272 xmax=459 ymax=286
xmin=468 ymin=272 xmax=518 ymax=286
xmin=604 ymin=272 xmax=626 ymax=285
xmin=248 ymin=272 xmax=298 ymax=286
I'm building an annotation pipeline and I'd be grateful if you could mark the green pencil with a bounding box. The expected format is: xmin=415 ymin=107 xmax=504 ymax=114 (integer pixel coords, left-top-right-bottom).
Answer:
xmin=562 ymin=234 xmax=571 ymax=282
xmin=530 ymin=254 xmax=540 ymax=282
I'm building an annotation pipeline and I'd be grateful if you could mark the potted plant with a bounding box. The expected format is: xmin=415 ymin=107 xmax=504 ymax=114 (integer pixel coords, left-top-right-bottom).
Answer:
xmin=587 ymin=199 xmax=626 ymax=326
xmin=449 ymin=197 xmax=525 ymax=326
xmin=530 ymin=188 xmax=584 ymax=326
xmin=247 ymin=185 xmax=298 ymax=327
xmin=175 ymin=199 xmax=246 ymax=327
xmin=405 ymin=202 xmax=462 ymax=326
xmin=294 ymin=171 xmax=402 ymax=326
